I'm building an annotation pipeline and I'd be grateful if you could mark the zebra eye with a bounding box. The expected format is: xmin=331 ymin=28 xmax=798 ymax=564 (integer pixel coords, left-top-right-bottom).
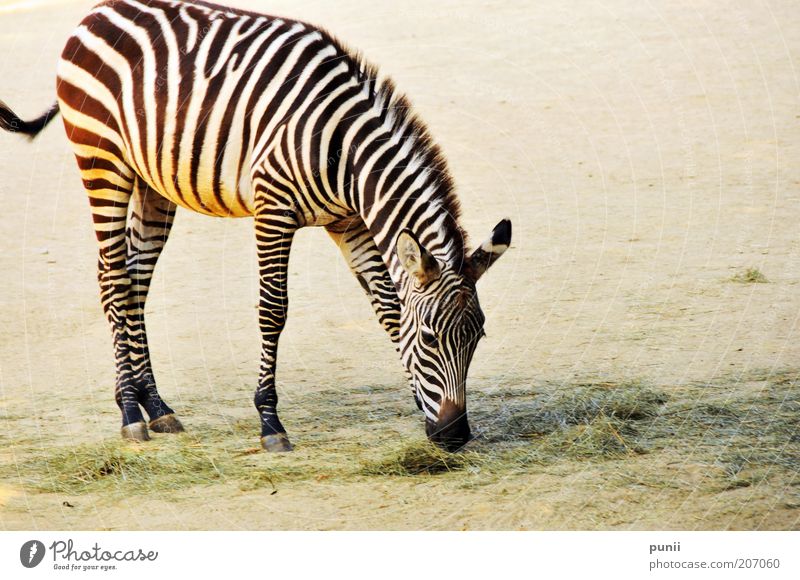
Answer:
xmin=420 ymin=330 xmax=439 ymax=349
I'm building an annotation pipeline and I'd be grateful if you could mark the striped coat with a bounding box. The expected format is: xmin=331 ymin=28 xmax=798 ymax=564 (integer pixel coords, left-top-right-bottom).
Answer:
xmin=1 ymin=0 xmax=511 ymax=451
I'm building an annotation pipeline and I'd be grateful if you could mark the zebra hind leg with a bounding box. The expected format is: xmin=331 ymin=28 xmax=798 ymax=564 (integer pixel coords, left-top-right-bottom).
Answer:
xmin=81 ymin=155 xmax=180 ymax=441
xmin=79 ymin=157 xmax=149 ymax=440
xmin=125 ymin=180 xmax=184 ymax=435
xmin=253 ymin=210 xmax=297 ymax=452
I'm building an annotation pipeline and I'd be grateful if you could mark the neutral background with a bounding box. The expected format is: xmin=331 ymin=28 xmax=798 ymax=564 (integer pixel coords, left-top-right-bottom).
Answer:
xmin=0 ymin=0 xmax=798 ymax=529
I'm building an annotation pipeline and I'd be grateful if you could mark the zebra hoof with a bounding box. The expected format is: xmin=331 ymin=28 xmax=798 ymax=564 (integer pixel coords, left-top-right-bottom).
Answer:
xmin=149 ymin=414 xmax=185 ymax=434
xmin=261 ymin=433 xmax=293 ymax=452
xmin=121 ymin=421 xmax=150 ymax=442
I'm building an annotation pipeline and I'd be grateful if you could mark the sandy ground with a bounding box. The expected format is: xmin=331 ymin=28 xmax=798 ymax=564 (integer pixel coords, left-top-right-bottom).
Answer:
xmin=0 ymin=0 xmax=798 ymax=530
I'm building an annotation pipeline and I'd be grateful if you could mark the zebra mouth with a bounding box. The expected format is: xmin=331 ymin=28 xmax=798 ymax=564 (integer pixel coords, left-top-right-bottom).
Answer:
xmin=426 ymin=423 xmax=472 ymax=452
xmin=426 ymin=406 xmax=472 ymax=452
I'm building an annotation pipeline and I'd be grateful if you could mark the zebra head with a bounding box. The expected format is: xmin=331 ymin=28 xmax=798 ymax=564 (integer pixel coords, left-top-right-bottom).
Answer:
xmin=396 ymin=219 xmax=512 ymax=450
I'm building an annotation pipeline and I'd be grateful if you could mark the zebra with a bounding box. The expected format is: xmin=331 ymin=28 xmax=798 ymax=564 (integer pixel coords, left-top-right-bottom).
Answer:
xmin=0 ymin=0 xmax=512 ymax=452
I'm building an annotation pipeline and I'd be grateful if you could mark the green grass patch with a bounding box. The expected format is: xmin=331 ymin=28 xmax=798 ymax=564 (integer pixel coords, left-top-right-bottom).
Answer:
xmin=730 ymin=267 xmax=769 ymax=284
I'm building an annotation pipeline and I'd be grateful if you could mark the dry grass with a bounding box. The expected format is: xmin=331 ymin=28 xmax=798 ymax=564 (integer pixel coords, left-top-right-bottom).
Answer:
xmin=360 ymin=439 xmax=478 ymax=476
xmin=2 ymin=370 xmax=798 ymax=504
xmin=30 ymin=439 xmax=225 ymax=494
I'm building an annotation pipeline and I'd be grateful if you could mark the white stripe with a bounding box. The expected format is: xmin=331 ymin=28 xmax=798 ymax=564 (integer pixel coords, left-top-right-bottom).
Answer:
xmin=196 ymin=19 xmax=282 ymax=213
xmin=304 ymin=80 xmax=360 ymax=199
xmin=58 ymin=100 xmax=129 ymax=161
xmin=335 ymin=82 xmax=375 ymax=200
xmin=249 ymin=30 xmax=329 ymax=164
xmin=175 ymin=17 xmax=223 ymax=208
xmin=178 ymin=5 xmax=198 ymax=53
xmin=70 ymin=24 xmax=145 ymax=182
xmin=97 ymin=5 xmax=166 ymax=194
xmin=200 ymin=19 xmax=282 ymax=213
xmin=56 ymin=59 xmax=123 ymax=131
xmin=288 ymin=62 xmax=351 ymax=204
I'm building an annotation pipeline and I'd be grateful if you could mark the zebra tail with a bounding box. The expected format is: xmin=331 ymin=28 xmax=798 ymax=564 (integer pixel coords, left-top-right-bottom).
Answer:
xmin=0 ymin=100 xmax=60 ymax=138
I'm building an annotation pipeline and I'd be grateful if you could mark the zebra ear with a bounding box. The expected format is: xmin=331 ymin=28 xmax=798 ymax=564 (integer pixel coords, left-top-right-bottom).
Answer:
xmin=396 ymin=230 xmax=441 ymax=288
xmin=468 ymin=219 xmax=512 ymax=281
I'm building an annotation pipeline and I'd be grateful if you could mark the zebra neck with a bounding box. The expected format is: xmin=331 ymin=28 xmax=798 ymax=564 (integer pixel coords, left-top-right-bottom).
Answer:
xmin=344 ymin=98 xmax=468 ymax=292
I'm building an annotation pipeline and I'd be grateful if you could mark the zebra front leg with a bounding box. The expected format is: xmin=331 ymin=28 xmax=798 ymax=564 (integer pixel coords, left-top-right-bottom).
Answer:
xmin=326 ymin=220 xmax=420 ymax=409
xmin=125 ymin=180 xmax=183 ymax=435
xmin=254 ymin=211 xmax=297 ymax=452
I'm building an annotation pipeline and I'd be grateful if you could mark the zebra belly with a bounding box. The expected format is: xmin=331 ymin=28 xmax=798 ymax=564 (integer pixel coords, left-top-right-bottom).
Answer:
xmin=148 ymin=172 xmax=255 ymax=218
xmin=138 ymin=146 xmax=256 ymax=218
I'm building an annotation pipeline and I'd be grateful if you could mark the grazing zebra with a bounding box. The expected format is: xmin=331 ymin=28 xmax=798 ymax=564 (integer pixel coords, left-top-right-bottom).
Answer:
xmin=0 ymin=0 xmax=512 ymax=452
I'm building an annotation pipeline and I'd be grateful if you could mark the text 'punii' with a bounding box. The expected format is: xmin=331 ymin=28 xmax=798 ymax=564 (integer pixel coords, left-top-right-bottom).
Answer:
xmin=650 ymin=542 xmax=681 ymax=554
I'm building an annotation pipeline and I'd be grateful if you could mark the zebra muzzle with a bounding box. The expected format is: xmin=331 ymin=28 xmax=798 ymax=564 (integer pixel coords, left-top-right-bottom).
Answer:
xmin=426 ymin=401 xmax=471 ymax=452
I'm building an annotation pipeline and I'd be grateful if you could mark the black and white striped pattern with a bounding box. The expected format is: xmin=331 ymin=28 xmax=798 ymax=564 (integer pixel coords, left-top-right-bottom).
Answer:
xmin=2 ymin=0 xmax=511 ymax=451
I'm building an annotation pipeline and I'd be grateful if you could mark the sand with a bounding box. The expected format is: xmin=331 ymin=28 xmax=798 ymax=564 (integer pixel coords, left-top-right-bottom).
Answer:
xmin=0 ymin=0 xmax=798 ymax=529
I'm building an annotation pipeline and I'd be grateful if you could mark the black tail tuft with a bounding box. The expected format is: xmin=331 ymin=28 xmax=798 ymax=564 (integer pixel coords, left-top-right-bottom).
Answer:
xmin=0 ymin=100 xmax=60 ymax=138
